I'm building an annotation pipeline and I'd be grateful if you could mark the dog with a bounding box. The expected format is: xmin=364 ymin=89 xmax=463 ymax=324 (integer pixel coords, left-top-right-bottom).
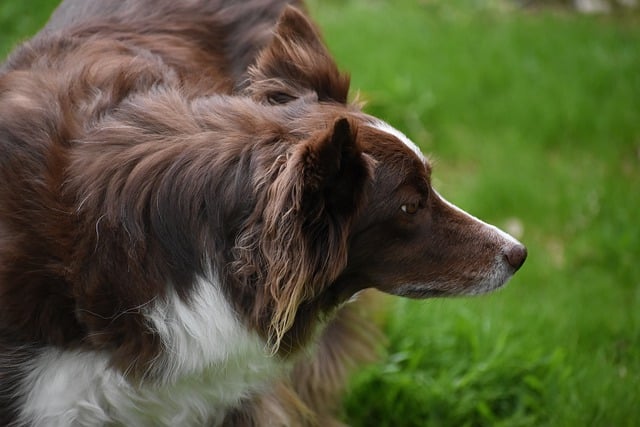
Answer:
xmin=0 ymin=0 xmax=527 ymax=425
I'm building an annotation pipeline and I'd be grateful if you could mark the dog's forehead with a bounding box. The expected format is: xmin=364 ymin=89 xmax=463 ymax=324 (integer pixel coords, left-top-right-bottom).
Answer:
xmin=355 ymin=118 xmax=432 ymax=191
xmin=366 ymin=119 xmax=427 ymax=163
xmin=361 ymin=119 xmax=431 ymax=178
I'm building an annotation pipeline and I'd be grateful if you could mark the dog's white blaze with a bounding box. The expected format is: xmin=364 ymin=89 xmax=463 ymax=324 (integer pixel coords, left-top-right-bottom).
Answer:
xmin=435 ymin=190 xmax=522 ymax=247
xmin=436 ymin=190 xmax=523 ymax=294
xmin=18 ymin=276 xmax=283 ymax=427
xmin=369 ymin=120 xmax=427 ymax=162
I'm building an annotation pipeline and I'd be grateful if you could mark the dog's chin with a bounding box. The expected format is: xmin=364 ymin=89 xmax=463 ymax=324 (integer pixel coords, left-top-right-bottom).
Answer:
xmin=387 ymin=286 xmax=451 ymax=299
xmin=386 ymin=276 xmax=515 ymax=299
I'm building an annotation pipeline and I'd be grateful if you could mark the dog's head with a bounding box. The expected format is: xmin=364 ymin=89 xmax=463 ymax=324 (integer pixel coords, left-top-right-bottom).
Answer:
xmin=236 ymin=6 xmax=526 ymax=351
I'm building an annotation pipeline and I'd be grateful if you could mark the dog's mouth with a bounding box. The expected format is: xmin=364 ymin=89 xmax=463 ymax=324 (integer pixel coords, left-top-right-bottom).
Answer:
xmin=387 ymin=285 xmax=452 ymax=299
xmin=385 ymin=261 xmax=523 ymax=299
xmin=404 ymin=289 xmax=450 ymax=299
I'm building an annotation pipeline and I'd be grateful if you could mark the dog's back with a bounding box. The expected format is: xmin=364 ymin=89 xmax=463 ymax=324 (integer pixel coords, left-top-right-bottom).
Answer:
xmin=0 ymin=2 xmax=379 ymax=426
xmin=40 ymin=0 xmax=301 ymax=81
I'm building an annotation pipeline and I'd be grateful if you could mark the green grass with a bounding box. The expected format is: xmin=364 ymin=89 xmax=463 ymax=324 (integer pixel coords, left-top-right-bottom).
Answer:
xmin=0 ymin=1 xmax=55 ymax=56
xmin=2 ymin=1 xmax=639 ymax=426
xmin=308 ymin=1 xmax=640 ymax=425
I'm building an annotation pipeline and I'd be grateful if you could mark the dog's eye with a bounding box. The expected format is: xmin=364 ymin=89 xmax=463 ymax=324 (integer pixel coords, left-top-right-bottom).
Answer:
xmin=267 ymin=92 xmax=296 ymax=105
xmin=400 ymin=202 xmax=420 ymax=215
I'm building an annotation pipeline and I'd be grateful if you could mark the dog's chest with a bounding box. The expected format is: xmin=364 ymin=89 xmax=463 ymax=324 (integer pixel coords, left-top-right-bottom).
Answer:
xmin=17 ymin=279 xmax=285 ymax=426
xmin=18 ymin=345 xmax=283 ymax=427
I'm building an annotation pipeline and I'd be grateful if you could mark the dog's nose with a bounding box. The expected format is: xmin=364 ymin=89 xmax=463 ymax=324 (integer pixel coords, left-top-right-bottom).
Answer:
xmin=504 ymin=244 xmax=527 ymax=270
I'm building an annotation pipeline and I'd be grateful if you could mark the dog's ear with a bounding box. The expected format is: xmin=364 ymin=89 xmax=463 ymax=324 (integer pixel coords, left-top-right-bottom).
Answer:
xmin=292 ymin=117 xmax=372 ymax=218
xmin=242 ymin=6 xmax=350 ymax=105
xmin=259 ymin=117 xmax=372 ymax=351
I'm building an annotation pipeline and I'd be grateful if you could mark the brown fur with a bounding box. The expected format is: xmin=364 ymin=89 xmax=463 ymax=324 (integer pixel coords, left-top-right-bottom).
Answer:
xmin=0 ymin=3 xmax=380 ymax=424
xmin=0 ymin=1 xmax=525 ymax=425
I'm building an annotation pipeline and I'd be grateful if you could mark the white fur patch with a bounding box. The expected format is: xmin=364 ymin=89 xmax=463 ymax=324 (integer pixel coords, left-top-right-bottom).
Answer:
xmin=369 ymin=120 xmax=427 ymax=162
xmin=18 ymin=349 xmax=113 ymax=427
xmin=17 ymin=275 xmax=284 ymax=426
xmin=145 ymin=274 xmax=265 ymax=382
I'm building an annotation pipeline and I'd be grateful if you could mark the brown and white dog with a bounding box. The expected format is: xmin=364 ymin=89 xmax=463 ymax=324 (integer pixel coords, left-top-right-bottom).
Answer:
xmin=0 ymin=1 xmax=526 ymax=425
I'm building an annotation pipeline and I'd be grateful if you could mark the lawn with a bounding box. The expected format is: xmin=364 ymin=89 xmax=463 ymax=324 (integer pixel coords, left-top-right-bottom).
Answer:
xmin=2 ymin=0 xmax=639 ymax=426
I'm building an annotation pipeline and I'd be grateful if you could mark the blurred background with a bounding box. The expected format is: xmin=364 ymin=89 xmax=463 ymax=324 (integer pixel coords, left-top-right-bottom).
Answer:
xmin=2 ymin=0 xmax=638 ymax=425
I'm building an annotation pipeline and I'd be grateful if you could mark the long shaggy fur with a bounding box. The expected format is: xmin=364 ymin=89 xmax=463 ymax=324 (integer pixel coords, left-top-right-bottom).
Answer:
xmin=0 ymin=0 xmax=526 ymax=425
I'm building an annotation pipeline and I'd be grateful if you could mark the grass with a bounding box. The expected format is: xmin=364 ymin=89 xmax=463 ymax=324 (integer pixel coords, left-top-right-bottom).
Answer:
xmin=308 ymin=1 xmax=640 ymax=425
xmin=2 ymin=0 xmax=639 ymax=426
xmin=0 ymin=2 xmax=55 ymax=56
